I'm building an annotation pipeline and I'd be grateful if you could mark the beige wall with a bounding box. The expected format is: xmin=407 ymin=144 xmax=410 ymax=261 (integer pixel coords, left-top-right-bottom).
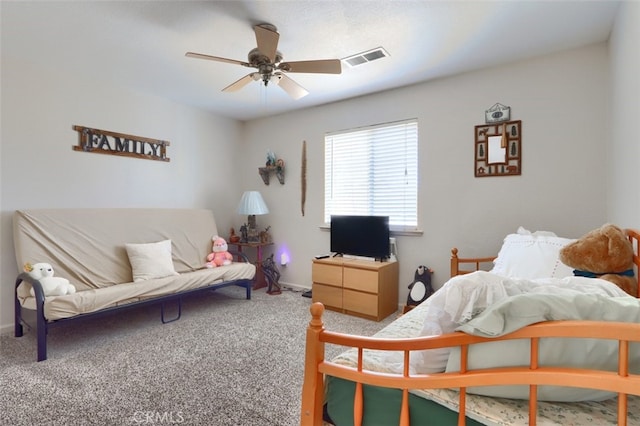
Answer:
xmin=0 ymin=58 xmax=243 ymax=329
xmin=239 ymin=44 xmax=611 ymax=302
xmin=608 ymin=1 xmax=640 ymax=226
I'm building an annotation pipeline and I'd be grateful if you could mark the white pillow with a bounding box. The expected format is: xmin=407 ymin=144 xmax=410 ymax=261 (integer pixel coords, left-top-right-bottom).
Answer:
xmin=490 ymin=227 xmax=575 ymax=279
xmin=125 ymin=239 xmax=179 ymax=282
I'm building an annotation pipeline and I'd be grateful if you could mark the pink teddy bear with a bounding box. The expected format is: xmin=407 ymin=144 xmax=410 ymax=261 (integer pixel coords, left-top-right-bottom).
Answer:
xmin=206 ymin=236 xmax=233 ymax=268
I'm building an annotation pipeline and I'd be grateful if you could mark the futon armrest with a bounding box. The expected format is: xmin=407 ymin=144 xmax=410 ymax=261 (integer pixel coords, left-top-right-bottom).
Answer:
xmin=15 ymin=272 xmax=47 ymax=305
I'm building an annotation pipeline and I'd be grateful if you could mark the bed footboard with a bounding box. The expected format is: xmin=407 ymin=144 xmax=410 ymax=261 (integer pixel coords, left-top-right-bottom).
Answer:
xmin=301 ymin=302 xmax=640 ymax=426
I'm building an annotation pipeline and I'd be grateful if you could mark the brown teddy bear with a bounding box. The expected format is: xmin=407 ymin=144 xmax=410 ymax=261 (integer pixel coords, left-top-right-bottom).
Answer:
xmin=559 ymin=224 xmax=636 ymax=297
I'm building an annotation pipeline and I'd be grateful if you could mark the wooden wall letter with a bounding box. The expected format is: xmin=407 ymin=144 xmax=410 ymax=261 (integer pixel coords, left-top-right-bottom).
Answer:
xmin=72 ymin=125 xmax=170 ymax=162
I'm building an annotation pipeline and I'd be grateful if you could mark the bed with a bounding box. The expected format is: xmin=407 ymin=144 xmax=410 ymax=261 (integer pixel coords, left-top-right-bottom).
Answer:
xmin=300 ymin=227 xmax=640 ymax=426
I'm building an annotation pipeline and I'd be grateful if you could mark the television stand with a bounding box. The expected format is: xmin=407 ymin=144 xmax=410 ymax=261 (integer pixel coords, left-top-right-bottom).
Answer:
xmin=311 ymin=257 xmax=399 ymax=321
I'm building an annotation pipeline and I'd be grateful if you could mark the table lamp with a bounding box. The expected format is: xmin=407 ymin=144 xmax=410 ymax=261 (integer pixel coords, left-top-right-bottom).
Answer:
xmin=237 ymin=191 xmax=269 ymax=243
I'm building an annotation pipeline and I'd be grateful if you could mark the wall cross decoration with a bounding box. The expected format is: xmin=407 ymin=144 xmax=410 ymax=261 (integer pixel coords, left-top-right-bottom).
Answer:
xmin=72 ymin=125 xmax=170 ymax=162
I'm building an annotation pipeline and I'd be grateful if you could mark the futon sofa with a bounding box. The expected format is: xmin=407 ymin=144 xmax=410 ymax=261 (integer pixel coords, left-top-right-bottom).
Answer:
xmin=13 ymin=208 xmax=256 ymax=361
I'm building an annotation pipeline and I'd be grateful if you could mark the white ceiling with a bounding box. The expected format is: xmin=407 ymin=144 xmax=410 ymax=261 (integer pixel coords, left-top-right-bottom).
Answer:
xmin=1 ymin=1 xmax=621 ymax=122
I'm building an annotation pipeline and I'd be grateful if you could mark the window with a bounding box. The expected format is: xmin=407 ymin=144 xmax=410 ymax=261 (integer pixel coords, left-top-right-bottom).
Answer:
xmin=324 ymin=119 xmax=418 ymax=231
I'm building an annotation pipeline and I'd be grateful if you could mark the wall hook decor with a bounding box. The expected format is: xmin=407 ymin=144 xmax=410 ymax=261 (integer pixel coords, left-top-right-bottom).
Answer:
xmin=485 ymin=103 xmax=511 ymax=123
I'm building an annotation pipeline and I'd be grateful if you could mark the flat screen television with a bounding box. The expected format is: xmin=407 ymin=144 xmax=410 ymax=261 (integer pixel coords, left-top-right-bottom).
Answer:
xmin=330 ymin=215 xmax=390 ymax=260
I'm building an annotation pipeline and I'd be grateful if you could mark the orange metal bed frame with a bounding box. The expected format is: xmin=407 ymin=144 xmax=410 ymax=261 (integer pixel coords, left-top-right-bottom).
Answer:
xmin=300 ymin=229 xmax=640 ymax=426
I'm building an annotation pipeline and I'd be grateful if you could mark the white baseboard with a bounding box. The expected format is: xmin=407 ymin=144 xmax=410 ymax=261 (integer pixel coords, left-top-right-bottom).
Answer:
xmin=278 ymin=281 xmax=310 ymax=292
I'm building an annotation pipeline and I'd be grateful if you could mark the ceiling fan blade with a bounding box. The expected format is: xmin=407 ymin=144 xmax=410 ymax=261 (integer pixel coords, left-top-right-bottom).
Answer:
xmin=273 ymin=73 xmax=309 ymax=100
xmin=222 ymin=73 xmax=260 ymax=92
xmin=254 ymin=24 xmax=279 ymax=63
xmin=279 ymin=59 xmax=342 ymax=74
xmin=185 ymin=52 xmax=250 ymax=67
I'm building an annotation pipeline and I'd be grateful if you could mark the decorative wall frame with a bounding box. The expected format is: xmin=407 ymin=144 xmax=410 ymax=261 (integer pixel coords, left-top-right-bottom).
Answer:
xmin=474 ymin=120 xmax=521 ymax=177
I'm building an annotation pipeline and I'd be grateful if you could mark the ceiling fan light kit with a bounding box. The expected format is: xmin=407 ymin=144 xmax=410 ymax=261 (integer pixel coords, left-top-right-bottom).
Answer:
xmin=185 ymin=23 xmax=341 ymax=99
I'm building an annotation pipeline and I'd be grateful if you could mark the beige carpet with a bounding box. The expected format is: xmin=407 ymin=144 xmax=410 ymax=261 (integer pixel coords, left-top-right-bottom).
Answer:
xmin=1 ymin=286 xmax=396 ymax=425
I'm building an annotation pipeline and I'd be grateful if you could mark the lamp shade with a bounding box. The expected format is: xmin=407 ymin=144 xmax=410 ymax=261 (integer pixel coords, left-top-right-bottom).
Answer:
xmin=237 ymin=191 xmax=269 ymax=215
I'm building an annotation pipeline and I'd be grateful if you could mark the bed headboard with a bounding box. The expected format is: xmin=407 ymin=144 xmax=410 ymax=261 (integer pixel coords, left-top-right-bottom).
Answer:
xmin=451 ymin=228 xmax=640 ymax=298
xmin=627 ymin=228 xmax=640 ymax=298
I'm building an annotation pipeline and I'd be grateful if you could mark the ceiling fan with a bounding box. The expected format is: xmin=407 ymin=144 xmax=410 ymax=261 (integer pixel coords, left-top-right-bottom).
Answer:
xmin=185 ymin=23 xmax=342 ymax=100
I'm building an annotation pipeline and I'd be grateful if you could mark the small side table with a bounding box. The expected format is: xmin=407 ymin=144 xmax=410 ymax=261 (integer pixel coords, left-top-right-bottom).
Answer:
xmin=232 ymin=241 xmax=273 ymax=290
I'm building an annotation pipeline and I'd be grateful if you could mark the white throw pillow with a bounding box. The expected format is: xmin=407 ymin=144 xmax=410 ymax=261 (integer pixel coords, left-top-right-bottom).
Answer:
xmin=490 ymin=227 xmax=575 ymax=279
xmin=125 ymin=239 xmax=179 ymax=282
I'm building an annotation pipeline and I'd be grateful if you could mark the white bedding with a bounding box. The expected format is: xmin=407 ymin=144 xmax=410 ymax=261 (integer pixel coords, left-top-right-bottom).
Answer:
xmin=330 ymin=271 xmax=640 ymax=425
xmin=410 ymin=271 xmax=629 ymax=374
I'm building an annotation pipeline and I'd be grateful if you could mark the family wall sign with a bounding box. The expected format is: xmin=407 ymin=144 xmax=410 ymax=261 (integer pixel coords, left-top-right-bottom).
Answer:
xmin=72 ymin=125 xmax=170 ymax=162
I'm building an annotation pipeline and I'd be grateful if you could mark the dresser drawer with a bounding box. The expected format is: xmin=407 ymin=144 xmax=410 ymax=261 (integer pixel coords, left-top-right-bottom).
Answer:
xmin=312 ymin=283 xmax=343 ymax=309
xmin=343 ymin=267 xmax=378 ymax=293
xmin=312 ymin=263 xmax=343 ymax=286
xmin=343 ymin=289 xmax=378 ymax=317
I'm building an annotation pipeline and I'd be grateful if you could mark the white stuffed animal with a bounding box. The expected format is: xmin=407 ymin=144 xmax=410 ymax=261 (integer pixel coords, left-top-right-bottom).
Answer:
xmin=24 ymin=262 xmax=76 ymax=297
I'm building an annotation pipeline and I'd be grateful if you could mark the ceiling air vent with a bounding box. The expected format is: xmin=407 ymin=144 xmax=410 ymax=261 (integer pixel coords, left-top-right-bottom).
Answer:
xmin=342 ymin=47 xmax=389 ymax=68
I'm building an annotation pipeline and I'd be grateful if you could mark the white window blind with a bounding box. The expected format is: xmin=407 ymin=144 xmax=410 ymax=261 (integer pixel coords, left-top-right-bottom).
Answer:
xmin=324 ymin=119 xmax=418 ymax=230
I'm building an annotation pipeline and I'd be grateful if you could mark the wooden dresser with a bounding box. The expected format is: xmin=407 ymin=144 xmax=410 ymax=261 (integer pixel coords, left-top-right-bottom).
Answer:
xmin=311 ymin=257 xmax=399 ymax=321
